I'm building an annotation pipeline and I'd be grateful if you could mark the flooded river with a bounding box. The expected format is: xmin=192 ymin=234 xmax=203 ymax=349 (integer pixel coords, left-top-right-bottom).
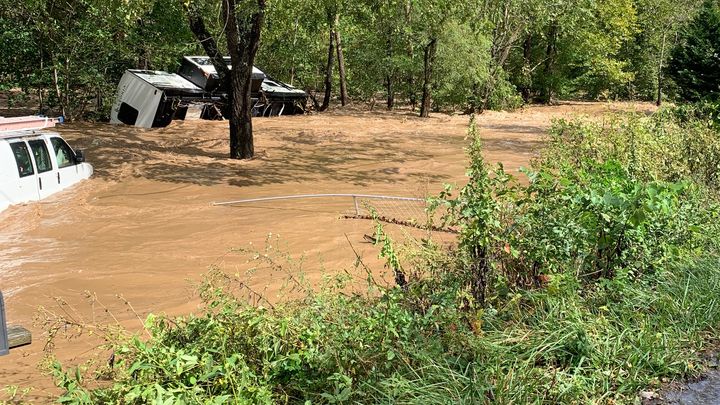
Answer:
xmin=0 ymin=102 xmax=650 ymax=401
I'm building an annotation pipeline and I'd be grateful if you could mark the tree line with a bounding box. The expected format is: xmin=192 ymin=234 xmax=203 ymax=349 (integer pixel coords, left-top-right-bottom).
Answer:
xmin=0 ymin=0 xmax=718 ymax=153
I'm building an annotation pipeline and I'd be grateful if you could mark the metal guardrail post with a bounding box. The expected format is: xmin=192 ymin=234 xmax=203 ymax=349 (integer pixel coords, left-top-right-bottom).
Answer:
xmin=0 ymin=291 xmax=8 ymax=356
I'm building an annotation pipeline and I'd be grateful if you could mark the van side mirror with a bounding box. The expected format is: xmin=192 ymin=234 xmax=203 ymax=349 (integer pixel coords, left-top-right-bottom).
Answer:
xmin=75 ymin=149 xmax=85 ymax=163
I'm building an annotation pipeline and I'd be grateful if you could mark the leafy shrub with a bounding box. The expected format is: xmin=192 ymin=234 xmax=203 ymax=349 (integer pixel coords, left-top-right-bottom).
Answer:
xmin=664 ymin=100 xmax=720 ymax=129
xmin=433 ymin=113 xmax=717 ymax=295
xmin=484 ymin=74 xmax=524 ymax=112
xmin=508 ymin=162 xmax=696 ymax=281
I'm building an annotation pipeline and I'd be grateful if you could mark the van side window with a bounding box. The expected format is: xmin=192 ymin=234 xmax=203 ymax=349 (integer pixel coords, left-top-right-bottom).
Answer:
xmin=50 ymin=137 xmax=75 ymax=168
xmin=28 ymin=140 xmax=53 ymax=173
xmin=10 ymin=142 xmax=34 ymax=177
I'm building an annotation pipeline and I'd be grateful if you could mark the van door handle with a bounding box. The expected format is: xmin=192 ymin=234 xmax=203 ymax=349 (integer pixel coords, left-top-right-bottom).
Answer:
xmin=57 ymin=172 xmax=60 ymax=184
xmin=39 ymin=177 xmax=42 ymax=190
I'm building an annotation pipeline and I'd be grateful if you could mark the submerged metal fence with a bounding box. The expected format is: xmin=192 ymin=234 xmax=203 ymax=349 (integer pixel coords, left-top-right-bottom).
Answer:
xmin=213 ymin=193 xmax=434 ymax=225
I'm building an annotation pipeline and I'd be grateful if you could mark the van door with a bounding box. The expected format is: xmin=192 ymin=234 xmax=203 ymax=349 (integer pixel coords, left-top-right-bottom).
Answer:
xmin=27 ymin=139 xmax=59 ymax=199
xmin=50 ymin=137 xmax=83 ymax=187
xmin=8 ymin=141 xmax=40 ymax=203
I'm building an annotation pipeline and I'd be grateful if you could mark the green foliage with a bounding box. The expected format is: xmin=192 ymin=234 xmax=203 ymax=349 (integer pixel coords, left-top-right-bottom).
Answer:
xmin=0 ymin=0 xmax=194 ymax=120
xmin=0 ymin=0 xmax=714 ymax=115
xmin=430 ymin=108 xmax=720 ymax=296
xmin=433 ymin=22 xmax=492 ymax=109
xmin=668 ymin=100 xmax=720 ymax=129
xmin=667 ymin=0 xmax=720 ymax=102
xmin=623 ymin=0 xmax=700 ymax=101
xmin=544 ymin=107 xmax=720 ymax=191
xmin=484 ymin=73 xmax=524 ymax=111
xmin=531 ymin=109 xmax=720 ymax=272
xmin=50 ymin=258 xmax=720 ymax=403
xmin=430 ymin=116 xmax=516 ymax=303
xmin=513 ymin=162 xmax=694 ymax=280
xmin=573 ymin=0 xmax=638 ymax=99
xmin=443 ymin=116 xmax=500 ymax=257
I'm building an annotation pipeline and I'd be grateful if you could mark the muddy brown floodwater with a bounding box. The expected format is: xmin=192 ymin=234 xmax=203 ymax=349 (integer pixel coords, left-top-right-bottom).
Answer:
xmin=0 ymin=102 xmax=653 ymax=401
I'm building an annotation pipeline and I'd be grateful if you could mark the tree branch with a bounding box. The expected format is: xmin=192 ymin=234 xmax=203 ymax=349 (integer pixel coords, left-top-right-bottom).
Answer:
xmin=184 ymin=2 xmax=230 ymax=83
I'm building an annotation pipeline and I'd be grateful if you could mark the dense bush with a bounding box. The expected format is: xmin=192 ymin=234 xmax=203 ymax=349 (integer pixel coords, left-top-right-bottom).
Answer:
xmin=433 ymin=111 xmax=719 ymax=301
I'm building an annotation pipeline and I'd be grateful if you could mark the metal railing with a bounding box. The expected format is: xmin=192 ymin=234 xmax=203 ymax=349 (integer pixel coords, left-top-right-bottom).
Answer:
xmin=211 ymin=193 xmax=456 ymax=232
xmin=213 ymin=193 xmax=425 ymax=216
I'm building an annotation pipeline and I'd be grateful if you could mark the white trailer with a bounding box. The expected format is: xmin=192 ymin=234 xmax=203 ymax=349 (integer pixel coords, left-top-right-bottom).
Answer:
xmin=109 ymin=70 xmax=208 ymax=128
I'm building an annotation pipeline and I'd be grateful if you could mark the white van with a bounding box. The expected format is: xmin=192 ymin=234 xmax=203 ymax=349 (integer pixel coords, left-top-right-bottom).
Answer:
xmin=0 ymin=119 xmax=93 ymax=212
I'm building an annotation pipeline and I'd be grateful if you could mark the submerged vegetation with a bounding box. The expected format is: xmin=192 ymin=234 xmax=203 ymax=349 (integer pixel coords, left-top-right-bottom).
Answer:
xmin=44 ymin=102 xmax=720 ymax=403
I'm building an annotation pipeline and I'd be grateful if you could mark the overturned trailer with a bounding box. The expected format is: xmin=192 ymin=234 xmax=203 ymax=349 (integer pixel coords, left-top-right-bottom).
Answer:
xmin=110 ymin=70 xmax=213 ymax=128
xmin=110 ymin=57 xmax=307 ymax=128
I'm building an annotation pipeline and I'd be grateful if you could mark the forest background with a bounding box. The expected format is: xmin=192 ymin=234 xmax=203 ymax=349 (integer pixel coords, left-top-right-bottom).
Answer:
xmin=0 ymin=0 xmax=718 ymax=121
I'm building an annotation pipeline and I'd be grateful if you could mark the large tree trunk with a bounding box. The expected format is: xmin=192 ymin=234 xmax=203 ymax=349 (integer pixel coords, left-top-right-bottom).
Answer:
xmin=404 ymin=0 xmax=416 ymax=110
xmin=138 ymin=50 xmax=149 ymax=70
xmin=419 ymin=38 xmax=436 ymax=118
xmin=228 ymin=67 xmax=255 ymax=158
xmin=51 ymin=63 xmax=66 ymax=118
xmin=185 ymin=0 xmax=264 ymax=159
xmin=386 ymin=75 xmax=394 ymax=110
xmin=64 ymin=57 xmax=70 ymax=119
xmin=186 ymin=7 xmax=230 ymax=82
xmin=521 ymin=34 xmax=532 ymax=103
xmin=477 ymin=4 xmax=523 ymax=112
xmin=319 ymin=28 xmax=335 ymax=112
xmin=136 ymin=19 xmax=150 ymax=70
xmin=407 ymin=70 xmax=416 ymax=111
xmin=385 ymin=37 xmax=394 ymax=109
xmin=540 ymin=23 xmax=558 ymax=104
xmin=289 ymin=17 xmax=299 ymax=85
xmin=333 ymin=15 xmax=348 ymax=106
xmin=38 ymin=49 xmax=44 ymax=114
xmin=225 ymin=0 xmax=263 ymax=159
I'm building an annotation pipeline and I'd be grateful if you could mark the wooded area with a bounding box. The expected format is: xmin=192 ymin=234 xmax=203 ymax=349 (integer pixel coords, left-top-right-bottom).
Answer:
xmin=0 ymin=0 xmax=719 ymax=159
xmin=1 ymin=0 xmax=718 ymax=118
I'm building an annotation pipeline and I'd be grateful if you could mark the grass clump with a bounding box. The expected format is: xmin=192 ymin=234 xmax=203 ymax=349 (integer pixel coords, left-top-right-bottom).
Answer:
xmin=49 ymin=104 xmax=720 ymax=404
